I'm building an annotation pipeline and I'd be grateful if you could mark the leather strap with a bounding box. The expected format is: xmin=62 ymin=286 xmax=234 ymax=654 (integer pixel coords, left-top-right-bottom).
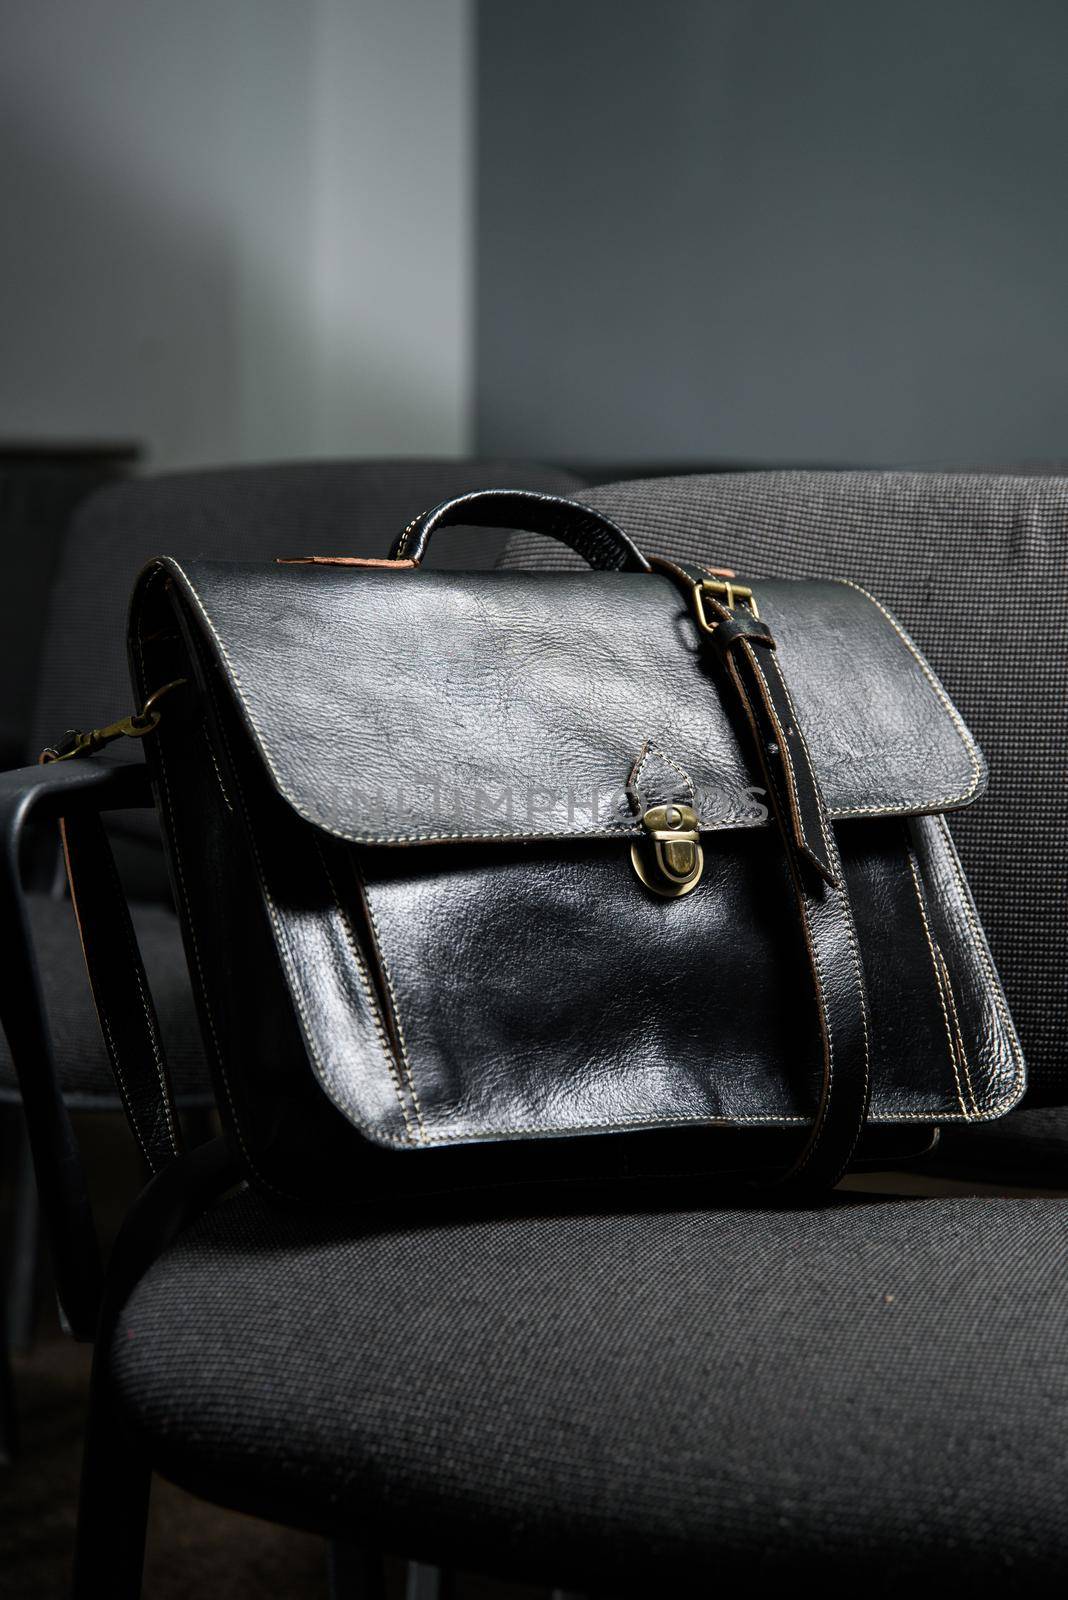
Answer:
xmin=652 ymin=557 xmax=872 ymax=1188
xmin=391 ymin=489 xmax=653 ymax=572
xmin=57 ymin=807 xmax=183 ymax=1174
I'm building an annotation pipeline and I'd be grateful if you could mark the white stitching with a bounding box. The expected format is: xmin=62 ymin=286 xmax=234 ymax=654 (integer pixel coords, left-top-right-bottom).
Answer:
xmin=159 ymin=560 xmax=981 ymax=843
xmin=773 ymin=658 xmax=835 ymax=866
xmin=937 ymin=944 xmax=979 ymax=1118
xmin=630 ymin=740 xmax=697 ymax=808
xmin=140 ymin=560 xmax=1001 ymax=1146
xmin=204 ymin=654 xmax=418 ymax=1151
xmin=99 ymin=836 xmax=181 ymax=1158
xmin=315 ymin=841 xmax=418 ymax=1142
xmin=347 ymin=853 xmax=427 ymax=1141
xmin=934 ymin=814 xmax=1026 ymax=1115
xmin=747 ymin=643 xmax=819 ymax=862
xmin=137 ymin=570 xmax=286 ymax=1195
xmin=906 ymin=843 xmax=969 ymax=1118
xmin=203 ymin=727 xmax=233 ymax=812
xmin=720 ymin=645 xmax=871 ymax=1181
xmin=156 ymin=721 xmax=284 ymax=1189
xmin=89 ymin=982 xmax=153 ymax=1166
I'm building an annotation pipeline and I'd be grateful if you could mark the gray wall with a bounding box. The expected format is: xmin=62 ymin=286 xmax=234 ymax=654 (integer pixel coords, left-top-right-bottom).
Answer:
xmin=476 ymin=0 xmax=1068 ymax=466
xmin=0 ymin=0 xmax=472 ymax=471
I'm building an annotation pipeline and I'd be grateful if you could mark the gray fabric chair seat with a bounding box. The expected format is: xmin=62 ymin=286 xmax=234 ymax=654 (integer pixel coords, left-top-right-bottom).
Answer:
xmin=110 ymin=1186 xmax=1068 ymax=1595
xmin=0 ymin=892 xmax=210 ymax=1108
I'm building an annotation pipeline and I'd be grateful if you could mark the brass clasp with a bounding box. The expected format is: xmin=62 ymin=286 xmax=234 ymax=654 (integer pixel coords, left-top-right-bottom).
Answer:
xmin=41 ymin=679 xmax=188 ymax=763
xmin=630 ymin=803 xmax=704 ymax=898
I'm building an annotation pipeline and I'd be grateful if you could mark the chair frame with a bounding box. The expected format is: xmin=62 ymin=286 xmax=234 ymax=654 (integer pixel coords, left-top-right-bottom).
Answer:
xmin=0 ymin=754 xmax=461 ymax=1597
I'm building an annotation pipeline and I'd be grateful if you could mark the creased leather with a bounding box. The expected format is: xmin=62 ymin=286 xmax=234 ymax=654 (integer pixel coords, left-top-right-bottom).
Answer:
xmin=119 ymin=513 xmax=1023 ymax=1196
xmin=147 ymin=561 xmax=987 ymax=847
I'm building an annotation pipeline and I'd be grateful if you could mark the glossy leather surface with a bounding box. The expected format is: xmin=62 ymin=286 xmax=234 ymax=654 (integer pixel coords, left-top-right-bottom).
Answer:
xmin=126 ymin=541 xmax=1022 ymax=1192
xmin=156 ymin=560 xmax=985 ymax=845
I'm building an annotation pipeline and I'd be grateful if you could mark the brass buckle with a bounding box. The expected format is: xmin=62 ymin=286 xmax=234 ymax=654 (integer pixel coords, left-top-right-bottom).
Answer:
xmin=630 ymin=803 xmax=704 ymax=898
xmin=692 ymin=577 xmax=759 ymax=635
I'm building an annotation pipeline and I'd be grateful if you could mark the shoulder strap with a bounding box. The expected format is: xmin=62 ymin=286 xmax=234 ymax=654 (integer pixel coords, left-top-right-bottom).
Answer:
xmin=59 ymin=808 xmax=183 ymax=1174
xmin=653 ymin=558 xmax=872 ymax=1189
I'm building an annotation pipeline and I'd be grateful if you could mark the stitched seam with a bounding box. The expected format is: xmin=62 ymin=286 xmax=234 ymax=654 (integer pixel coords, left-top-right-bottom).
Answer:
xmin=906 ymin=844 xmax=969 ymax=1118
xmin=61 ymin=823 xmax=154 ymax=1168
xmin=934 ymin=814 xmax=1026 ymax=1113
xmin=168 ymin=566 xmax=828 ymax=1148
xmin=91 ymin=980 xmax=152 ymax=1166
xmin=790 ymin=845 xmax=872 ymax=1184
xmin=833 ymin=580 xmax=983 ymax=807
xmin=937 ymin=944 xmax=979 ymax=1118
xmin=347 ymin=853 xmax=426 ymax=1141
xmin=631 ymin=740 xmax=697 ymax=807
xmin=775 ymin=662 xmax=835 ymax=865
xmin=142 ymin=562 xmax=978 ymax=1145
xmin=722 ymin=647 xmax=869 ymax=1180
xmin=733 ymin=626 xmax=872 ymax=1177
xmin=390 ymin=1103 xmax=978 ymax=1139
xmin=738 ymin=641 xmax=871 ymax=1181
xmin=314 ymin=841 xmax=417 ymax=1142
xmin=162 ymin=560 xmax=978 ymax=843
xmin=725 ymin=653 xmax=835 ymax=1124
xmin=235 ymin=780 xmax=412 ymax=1145
xmin=203 ymin=727 xmax=234 ymax=812
xmin=393 ymin=512 xmax=421 ymax=557
xmin=99 ymin=836 xmax=181 ymax=1158
xmin=156 ymin=725 xmax=281 ymax=1189
xmin=204 ymin=657 xmax=417 ymax=1151
xmin=412 ymin=1110 xmax=814 ymax=1141
xmin=139 ymin=563 xmax=937 ymax=1151
xmin=745 ymin=644 xmax=814 ymax=860
xmin=137 ymin=571 xmax=284 ymax=1195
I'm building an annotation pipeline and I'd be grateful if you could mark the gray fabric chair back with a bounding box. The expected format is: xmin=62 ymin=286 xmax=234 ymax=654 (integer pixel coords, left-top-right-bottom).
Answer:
xmin=501 ymin=470 xmax=1068 ymax=1106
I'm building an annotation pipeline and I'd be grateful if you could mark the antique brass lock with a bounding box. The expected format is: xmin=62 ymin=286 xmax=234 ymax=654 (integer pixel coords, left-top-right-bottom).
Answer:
xmin=630 ymin=803 xmax=704 ymax=898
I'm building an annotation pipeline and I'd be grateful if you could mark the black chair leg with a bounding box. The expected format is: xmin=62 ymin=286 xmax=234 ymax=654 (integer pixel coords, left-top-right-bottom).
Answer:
xmin=6 ymin=1109 xmax=41 ymax=1353
xmin=0 ymin=1279 xmax=17 ymax=1465
xmin=72 ymin=1340 xmax=152 ymax=1599
xmin=327 ymin=1541 xmax=388 ymax=1599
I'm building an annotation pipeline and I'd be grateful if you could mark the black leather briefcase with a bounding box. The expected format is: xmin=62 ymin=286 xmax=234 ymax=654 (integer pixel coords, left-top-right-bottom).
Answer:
xmin=57 ymin=490 xmax=1025 ymax=1198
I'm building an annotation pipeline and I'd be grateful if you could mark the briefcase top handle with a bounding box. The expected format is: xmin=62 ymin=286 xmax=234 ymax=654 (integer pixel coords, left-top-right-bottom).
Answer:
xmin=390 ymin=488 xmax=653 ymax=573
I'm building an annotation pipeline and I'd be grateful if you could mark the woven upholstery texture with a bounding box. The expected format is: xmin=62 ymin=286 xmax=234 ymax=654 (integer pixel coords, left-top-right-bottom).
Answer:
xmin=111 ymin=1186 xmax=1068 ymax=1593
xmin=0 ymin=892 xmax=208 ymax=1108
xmin=502 ymin=470 xmax=1068 ymax=1105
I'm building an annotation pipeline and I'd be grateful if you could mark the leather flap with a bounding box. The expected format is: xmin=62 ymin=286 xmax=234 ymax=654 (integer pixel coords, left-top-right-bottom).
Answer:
xmin=148 ymin=559 xmax=985 ymax=845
